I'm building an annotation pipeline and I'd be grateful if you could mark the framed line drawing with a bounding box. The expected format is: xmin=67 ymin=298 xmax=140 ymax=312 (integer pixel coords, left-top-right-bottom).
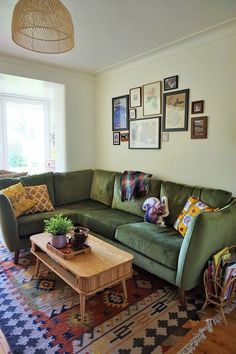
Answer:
xmin=143 ymin=81 xmax=162 ymax=116
xmin=163 ymin=89 xmax=189 ymax=131
xmin=129 ymin=109 xmax=136 ymax=119
xmin=191 ymin=116 xmax=208 ymax=139
xmin=129 ymin=87 xmax=141 ymax=108
xmin=112 ymin=95 xmax=129 ymax=131
xmin=129 ymin=117 xmax=161 ymax=149
xmin=113 ymin=132 xmax=120 ymax=145
xmin=191 ymin=100 xmax=204 ymax=114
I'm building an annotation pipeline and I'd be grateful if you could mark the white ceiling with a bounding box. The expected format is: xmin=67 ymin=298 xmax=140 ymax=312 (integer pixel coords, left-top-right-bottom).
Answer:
xmin=1 ymin=0 xmax=236 ymax=73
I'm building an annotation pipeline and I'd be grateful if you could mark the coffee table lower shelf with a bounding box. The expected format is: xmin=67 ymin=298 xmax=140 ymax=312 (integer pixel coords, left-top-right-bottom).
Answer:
xmin=31 ymin=236 xmax=133 ymax=324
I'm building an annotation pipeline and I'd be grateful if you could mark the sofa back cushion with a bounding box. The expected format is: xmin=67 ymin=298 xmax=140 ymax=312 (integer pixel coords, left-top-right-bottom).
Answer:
xmin=161 ymin=181 xmax=195 ymax=226
xmin=192 ymin=186 xmax=232 ymax=209
xmin=90 ymin=169 xmax=117 ymax=206
xmin=0 ymin=178 xmax=19 ymax=190
xmin=161 ymin=181 xmax=232 ymax=226
xmin=112 ymin=173 xmax=162 ymax=217
xmin=20 ymin=172 xmax=55 ymax=206
xmin=54 ymin=169 xmax=94 ymax=206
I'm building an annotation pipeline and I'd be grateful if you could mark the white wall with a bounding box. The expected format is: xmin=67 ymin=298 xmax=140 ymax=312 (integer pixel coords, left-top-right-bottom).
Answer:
xmin=0 ymin=54 xmax=96 ymax=171
xmin=95 ymin=21 xmax=236 ymax=196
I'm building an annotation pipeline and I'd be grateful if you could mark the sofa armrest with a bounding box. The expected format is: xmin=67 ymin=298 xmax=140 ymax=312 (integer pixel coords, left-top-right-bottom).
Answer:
xmin=176 ymin=199 xmax=236 ymax=290
xmin=0 ymin=193 xmax=20 ymax=251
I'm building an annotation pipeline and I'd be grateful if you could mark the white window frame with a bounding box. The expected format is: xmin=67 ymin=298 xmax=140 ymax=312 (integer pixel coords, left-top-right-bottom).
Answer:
xmin=0 ymin=94 xmax=50 ymax=171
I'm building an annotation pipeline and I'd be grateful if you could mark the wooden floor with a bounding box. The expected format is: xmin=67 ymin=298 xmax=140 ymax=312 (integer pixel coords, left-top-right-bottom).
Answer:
xmin=168 ymin=306 xmax=236 ymax=353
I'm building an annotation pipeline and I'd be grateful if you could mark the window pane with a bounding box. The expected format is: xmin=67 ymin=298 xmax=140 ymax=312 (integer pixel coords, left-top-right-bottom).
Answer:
xmin=5 ymin=100 xmax=46 ymax=174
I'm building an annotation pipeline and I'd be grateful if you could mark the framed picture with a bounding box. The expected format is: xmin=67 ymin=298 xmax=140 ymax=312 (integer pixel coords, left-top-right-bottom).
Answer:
xmin=129 ymin=117 xmax=161 ymax=149
xmin=164 ymin=75 xmax=178 ymax=91
xmin=191 ymin=100 xmax=204 ymax=114
xmin=163 ymin=89 xmax=189 ymax=131
xmin=112 ymin=95 xmax=129 ymax=131
xmin=191 ymin=116 xmax=208 ymax=139
xmin=129 ymin=109 xmax=136 ymax=119
xmin=129 ymin=87 xmax=141 ymax=108
xmin=113 ymin=132 xmax=120 ymax=145
xmin=121 ymin=132 xmax=129 ymax=142
xmin=143 ymin=81 xmax=162 ymax=116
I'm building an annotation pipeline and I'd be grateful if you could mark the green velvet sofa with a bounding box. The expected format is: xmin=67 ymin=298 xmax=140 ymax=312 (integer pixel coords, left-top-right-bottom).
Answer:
xmin=0 ymin=168 xmax=236 ymax=301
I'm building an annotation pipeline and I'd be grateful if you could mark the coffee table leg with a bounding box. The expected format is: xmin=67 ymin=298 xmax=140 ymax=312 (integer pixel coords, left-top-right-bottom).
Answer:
xmin=35 ymin=258 xmax=41 ymax=277
xmin=122 ymin=279 xmax=128 ymax=299
xmin=80 ymin=293 xmax=86 ymax=323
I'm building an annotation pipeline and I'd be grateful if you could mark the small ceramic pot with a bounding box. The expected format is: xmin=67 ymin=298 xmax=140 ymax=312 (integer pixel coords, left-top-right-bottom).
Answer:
xmin=71 ymin=227 xmax=89 ymax=250
xmin=51 ymin=234 xmax=67 ymax=249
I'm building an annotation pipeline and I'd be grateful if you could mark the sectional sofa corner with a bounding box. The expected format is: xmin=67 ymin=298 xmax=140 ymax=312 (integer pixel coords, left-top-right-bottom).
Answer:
xmin=0 ymin=168 xmax=236 ymax=301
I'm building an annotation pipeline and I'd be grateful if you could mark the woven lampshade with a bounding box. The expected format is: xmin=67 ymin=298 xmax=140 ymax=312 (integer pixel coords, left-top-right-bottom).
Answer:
xmin=11 ymin=0 xmax=74 ymax=54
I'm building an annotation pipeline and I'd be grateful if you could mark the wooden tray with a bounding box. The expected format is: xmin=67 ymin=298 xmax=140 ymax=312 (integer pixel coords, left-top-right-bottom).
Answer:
xmin=46 ymin=242 xmax=91 ymax=259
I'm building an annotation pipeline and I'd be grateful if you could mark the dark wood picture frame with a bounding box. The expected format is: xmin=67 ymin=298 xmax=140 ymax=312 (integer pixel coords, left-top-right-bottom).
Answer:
xmin=164 ymin=75 xmax=178 ymax=91
xmin=113 ymin=132 xmax=120 ymax=145
xmin=112 ymin=95 xmax=129 ymax=131
xmin=163 ymin=89 xmax=189 ymax=131
xmin=191 ymin=116 xmax=208 ymax=139
xmin=129 ymin=87 xmax=141 ymax=108
xmin=191 ymin=100 xmax=204 ymax=114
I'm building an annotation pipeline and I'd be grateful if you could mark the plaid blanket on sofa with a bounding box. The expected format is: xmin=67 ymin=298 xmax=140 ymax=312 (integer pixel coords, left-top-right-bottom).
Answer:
xmin=121 ymin=170 xmax=152 ymax=201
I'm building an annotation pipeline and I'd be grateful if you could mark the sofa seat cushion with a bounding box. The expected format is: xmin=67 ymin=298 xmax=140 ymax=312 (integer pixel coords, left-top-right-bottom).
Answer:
xmin=77 ymin=209 xmax=142 ymax=240
xmin=54 ymin=170 xmax=94 ymax=206
xmin=62 ymin=200 xmax=109 ymax=212
xmin=115 ymin=222 xmax=183 ymax=270
xmin=18 ymin=208 xmax=77 ymax=236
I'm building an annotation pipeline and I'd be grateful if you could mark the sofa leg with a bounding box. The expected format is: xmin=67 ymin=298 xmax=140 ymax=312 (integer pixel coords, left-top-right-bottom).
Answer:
xmin=178 ymin=288 xmax=186 ymax=305
xmin=14 ymin=250 xmax=20 ymax=264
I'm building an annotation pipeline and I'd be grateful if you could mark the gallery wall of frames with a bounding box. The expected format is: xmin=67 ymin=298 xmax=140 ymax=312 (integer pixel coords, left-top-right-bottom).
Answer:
xmin=112 ymin=75 xmax=207 ymax=149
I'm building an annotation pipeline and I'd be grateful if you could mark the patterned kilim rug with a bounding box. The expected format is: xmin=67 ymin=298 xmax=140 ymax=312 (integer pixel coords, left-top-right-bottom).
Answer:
xmin=0 ymin=242 xmax=205 ymax=354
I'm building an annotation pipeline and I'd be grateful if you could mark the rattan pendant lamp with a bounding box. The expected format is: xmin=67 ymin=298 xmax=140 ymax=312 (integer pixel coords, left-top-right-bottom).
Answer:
xmin=11 ymin=0 xmax=74 ymax=54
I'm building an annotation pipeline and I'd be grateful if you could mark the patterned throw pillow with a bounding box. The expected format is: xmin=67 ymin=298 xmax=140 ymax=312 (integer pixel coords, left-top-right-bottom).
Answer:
xmin=174 ymin=196 xmax=216 ymax=237
xmin=25 ymin=185 xmax=54 ymax=214
xmin=1 ymin=182 xmax=36 ymax=217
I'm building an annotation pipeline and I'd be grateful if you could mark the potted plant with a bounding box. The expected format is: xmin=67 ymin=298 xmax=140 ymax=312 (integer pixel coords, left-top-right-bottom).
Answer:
xmin=44 ymin=213 xmax=73 ymax=249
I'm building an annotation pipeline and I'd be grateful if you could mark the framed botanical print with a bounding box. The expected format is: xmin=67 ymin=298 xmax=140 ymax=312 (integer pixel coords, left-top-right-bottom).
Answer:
xmin=163 ymin=89 xmax=189 ymax=131
xmin=129 ymin=87 xmax=141 ymax=108
xmin=143 ymin=81 xmax=162 ymax=116
xmin=112 ymin=95 xmax=129 ymax=131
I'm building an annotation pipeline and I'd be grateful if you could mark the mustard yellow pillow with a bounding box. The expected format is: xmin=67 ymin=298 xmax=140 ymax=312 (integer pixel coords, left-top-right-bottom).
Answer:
xmin=1 ymin=182 xmax=36 ymax=217
xmin=24 ymin=185 xmax=54 ymax=214
xmin=174 ymin=196 xmax=216 ymax=237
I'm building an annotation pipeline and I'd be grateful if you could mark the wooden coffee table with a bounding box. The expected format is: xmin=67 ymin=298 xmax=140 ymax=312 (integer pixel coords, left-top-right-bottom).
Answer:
xmin=30 ymin=233 xmax=133 ymax=323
